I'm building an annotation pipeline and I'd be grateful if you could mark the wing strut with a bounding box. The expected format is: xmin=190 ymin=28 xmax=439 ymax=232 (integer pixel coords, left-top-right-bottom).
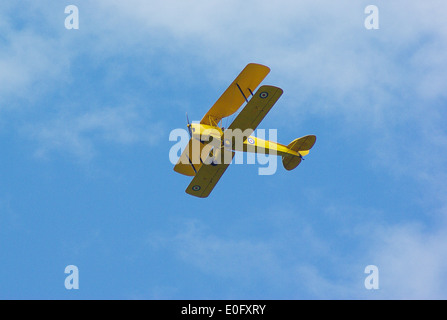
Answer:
xmin=236 ymin=83 xmax=249 ymax=104
xmin=187 ymin=156 xmax=198 ymax=174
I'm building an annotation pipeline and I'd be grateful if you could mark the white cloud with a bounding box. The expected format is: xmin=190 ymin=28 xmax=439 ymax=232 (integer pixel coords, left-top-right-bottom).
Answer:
xmin=0 ymin=31 xmax=70 ymax=107
xmin=0 ymin=2 xmax=167 ymax=160
xmin=147 ymin=214 xmax=364 ymax=298
xmin=367 ymin=221 xmax=447 ymax=299
xmin=26 ymin=105 xmax=164 ymax=160
xmin=0 ymin=3 xmax=73 ymax=107
xmin=143 ymin=193 xmax=447 ymax=299
xmin=88 ymin=1 xmax=447 ymax=128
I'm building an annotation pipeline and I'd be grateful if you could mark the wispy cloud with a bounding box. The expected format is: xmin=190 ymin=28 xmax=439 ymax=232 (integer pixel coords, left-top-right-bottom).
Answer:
xmin=26 ymin=105 xmax=164 ymax=160
xmin=0 ymin=3 xmax=73 ymax=107
xmin=88 ymin=0 xmax=447 ymax=138
xmin=364 ymin=219 xmax=447 ymax=299
xmin=146 ymin=212 xmax=366 ymax=299
xmin=144 ymin=190 xmax=447 ymax=299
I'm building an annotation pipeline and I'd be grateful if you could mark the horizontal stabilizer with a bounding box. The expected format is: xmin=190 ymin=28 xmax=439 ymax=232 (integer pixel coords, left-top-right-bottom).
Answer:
xmin=287 ymin=135 xmax=316 ymax=152
xmin=282 ymin=135 xmax=316 ymax=171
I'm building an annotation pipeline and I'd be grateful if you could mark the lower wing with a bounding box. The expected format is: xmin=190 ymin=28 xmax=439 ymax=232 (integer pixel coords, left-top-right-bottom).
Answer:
xmin=173 ymin=138 xmax=206 ymax=176
xmin=185 ymin=149 xmax=235 ymax=198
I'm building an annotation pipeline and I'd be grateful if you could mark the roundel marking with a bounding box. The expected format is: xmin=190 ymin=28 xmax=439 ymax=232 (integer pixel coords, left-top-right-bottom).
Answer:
xmin=192 ymin=185 xmax=201 ymax=191
xmin=247 ymin=137 xmax=255 ymax=144
xmin=259 ymin=91 xmax=269 ymax=99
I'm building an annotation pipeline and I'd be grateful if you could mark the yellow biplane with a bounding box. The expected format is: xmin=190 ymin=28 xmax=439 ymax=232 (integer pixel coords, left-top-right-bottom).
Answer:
xmin=174 ymin=63 xmax=316 ymax=198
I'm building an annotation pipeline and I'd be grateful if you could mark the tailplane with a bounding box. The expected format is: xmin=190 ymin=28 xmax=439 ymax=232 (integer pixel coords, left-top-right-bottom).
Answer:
xmin=282 ymin=135 xmax=316 ymax=171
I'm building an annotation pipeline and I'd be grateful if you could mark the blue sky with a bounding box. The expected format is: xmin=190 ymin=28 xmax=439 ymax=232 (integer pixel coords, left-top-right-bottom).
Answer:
xmin=1 ymin=0 xmax=447 ymax=299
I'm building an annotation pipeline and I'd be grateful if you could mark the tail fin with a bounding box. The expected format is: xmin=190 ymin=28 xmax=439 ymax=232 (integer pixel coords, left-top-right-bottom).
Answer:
xmin=282 ymin=135 xmax=316 ymax=171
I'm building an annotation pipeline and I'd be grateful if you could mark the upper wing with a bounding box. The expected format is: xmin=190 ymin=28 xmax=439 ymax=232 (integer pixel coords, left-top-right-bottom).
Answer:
xmin=200 ymin=63 xmax=270 ymax=126
xmin=226 ymin=85 xmax=283 ymax=135
xmin=185 ymin=149 xmax=235 ymax=198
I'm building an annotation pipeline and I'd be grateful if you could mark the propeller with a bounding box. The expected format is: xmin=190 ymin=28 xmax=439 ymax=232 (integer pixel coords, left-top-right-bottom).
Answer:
xmin=186 ymin=112 xmax=192 ymax=138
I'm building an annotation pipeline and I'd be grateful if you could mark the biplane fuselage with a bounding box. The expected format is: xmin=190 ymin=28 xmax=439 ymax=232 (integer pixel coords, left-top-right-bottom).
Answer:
xmin=189 ymin=123 xmax=223 ymax=142
xmin=174 ymin=63 xmax=316 ymax=198
xmin=189 ymin=122 xmax=307 ymax=158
